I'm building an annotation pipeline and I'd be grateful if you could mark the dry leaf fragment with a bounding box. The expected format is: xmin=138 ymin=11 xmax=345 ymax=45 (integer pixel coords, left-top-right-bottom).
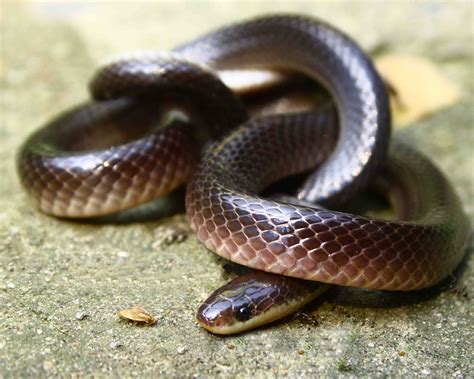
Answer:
xmin=117 ymin=307 xmax=156 ymax=326
xmin=375 ymin=54 xmax=462 ymax=127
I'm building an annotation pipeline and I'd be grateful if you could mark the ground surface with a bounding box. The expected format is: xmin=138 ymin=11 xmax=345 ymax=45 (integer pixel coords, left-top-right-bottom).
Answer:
xmin=1 ymin=1 xmax=473 ymax=377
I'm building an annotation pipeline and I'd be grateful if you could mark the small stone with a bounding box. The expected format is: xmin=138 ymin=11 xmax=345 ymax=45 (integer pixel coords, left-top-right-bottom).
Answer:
xmin=177 ymin=346 xmax=187 ymax=354
xmin=75 ymin=311 xmax=88 ymax=321
xmin=368 ymin=342 xmax=375 ymax=348
xmin=110 ymin=341 xmax=124 ymax=349
xmin=117 ymin=251 xmax=129 ymax=258
xmin=421 ymin=369 xmax=431 ymax=375
xmin=6 ymin=282 xmax=15 ymax=289
xmin=42 ymin=360 xmax=55 ymax=372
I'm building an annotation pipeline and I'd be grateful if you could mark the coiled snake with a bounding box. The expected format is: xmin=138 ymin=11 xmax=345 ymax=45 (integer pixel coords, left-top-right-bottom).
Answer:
xmin=17 ymin=15 xmax=469 ymax=334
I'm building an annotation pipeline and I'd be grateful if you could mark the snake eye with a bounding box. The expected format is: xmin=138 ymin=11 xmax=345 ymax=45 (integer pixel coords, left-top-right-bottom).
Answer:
xmin=236 ymin=306 xmax=252 ymax=322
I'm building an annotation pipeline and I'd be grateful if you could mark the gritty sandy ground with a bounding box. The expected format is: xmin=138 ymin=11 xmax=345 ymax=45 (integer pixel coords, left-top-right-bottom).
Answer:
xmin=1 ymin=1 xmax=473 ymax=377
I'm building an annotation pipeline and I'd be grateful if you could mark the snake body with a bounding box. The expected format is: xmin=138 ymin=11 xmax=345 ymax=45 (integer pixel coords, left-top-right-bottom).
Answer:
xmin=188 ymin=108 xmax=469 ymax=290
xmin=17 ymin=15 xmax=469 ymax=334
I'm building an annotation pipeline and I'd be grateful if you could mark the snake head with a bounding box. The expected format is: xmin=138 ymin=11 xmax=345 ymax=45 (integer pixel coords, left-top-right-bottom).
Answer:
xmin=196 ymin=271 xmax=326 ymax=335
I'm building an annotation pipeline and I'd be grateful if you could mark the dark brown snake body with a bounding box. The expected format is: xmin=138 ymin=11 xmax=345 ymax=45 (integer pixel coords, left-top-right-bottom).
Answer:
xmin=17 ymin=15 xmax=469 ymax=334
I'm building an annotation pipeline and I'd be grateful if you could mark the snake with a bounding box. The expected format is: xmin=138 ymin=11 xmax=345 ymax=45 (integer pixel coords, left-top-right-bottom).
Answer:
xmin=16 ymin=15 xmax=469 ymax=335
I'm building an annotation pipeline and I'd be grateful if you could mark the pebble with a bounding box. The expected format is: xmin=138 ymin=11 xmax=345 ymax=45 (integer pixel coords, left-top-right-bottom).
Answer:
xmin=177 ymin=346 xmax=187 ymax=354
xmin=117 ymin=251 xmax=129 ymax=258
xmin=110 ymin=341 xmax=124 ymax=349
xmin=75 ymin=311 xmax=88 ymax=320
xmin=42 ymin=360 xmax=55 ymax=372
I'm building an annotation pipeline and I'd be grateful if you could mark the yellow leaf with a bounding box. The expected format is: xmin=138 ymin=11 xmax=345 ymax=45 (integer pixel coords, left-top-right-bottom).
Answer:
xmin=375 ymin=54 xmax=462 ymax=127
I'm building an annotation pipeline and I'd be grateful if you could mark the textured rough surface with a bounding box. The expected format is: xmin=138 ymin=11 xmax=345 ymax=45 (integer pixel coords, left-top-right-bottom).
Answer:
xmin=1 ymin=2 xmax=473 ymax=377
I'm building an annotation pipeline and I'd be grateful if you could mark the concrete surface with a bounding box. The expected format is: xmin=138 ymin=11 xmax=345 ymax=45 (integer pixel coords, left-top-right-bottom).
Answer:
xmin=1 ymin=1 xmax=473 ymax=377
